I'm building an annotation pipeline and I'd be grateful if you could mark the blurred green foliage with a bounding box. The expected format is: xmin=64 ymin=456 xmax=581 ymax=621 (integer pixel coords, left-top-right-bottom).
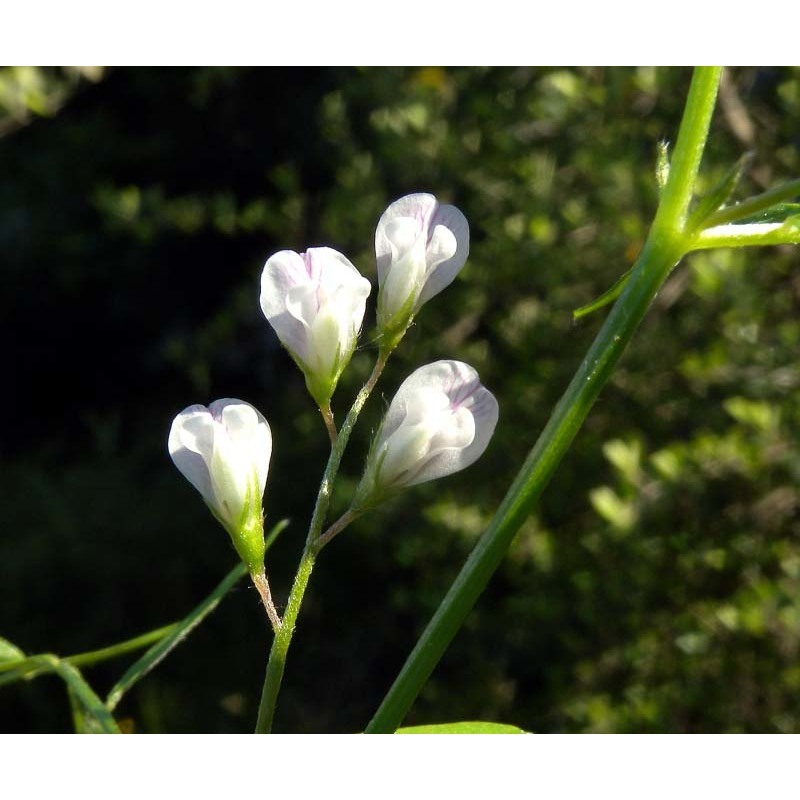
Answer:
xmin=2 ymin=67 xmax=799 ymax=732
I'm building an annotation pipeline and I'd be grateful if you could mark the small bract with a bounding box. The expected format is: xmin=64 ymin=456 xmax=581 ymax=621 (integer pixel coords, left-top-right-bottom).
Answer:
xmin=354 ymin=360 xmax=498 ymax=509
xmin=260 ymin=247 xmax=371 ymax=407
xmin=375 ymin=193 xmax=469 ymax=347
xmin=169 ymin=399 xmax=271 ymax=573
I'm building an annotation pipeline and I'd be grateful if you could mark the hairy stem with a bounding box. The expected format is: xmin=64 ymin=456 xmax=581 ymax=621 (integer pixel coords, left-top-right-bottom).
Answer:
xmin=252 ymin=570 xmax=282 ymax=633
xmin=254 ymin=352 xmax=390 ymax=733
xmin=320 ymin=402 xmax=338 ymax=446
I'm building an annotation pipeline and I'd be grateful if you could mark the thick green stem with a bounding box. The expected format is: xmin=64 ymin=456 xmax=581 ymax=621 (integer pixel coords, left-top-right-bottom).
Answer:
xmin=365 ymin=66 xmax=722 ymax=734
xmin=254 ymin=352 xmax=389 ymax=733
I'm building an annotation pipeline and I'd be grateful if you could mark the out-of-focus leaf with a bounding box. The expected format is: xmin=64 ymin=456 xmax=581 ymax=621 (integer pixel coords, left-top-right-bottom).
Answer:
xmin=396 ymin=721 xmax=527 ymax=734
xmin=0 ymin=637 xmax=25 ymax=663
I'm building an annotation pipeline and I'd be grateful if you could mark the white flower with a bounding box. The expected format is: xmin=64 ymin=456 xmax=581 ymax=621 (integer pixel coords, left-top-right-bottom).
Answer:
xmin=169 ymin=399 xmax=271 ymax=572
xmin=375 ymin=193 xmax=469 ymax=344
xmin=260 ymin=247 xmax=371 ymax=407
xmin=354 ymin=360 xmax=498 ymax=508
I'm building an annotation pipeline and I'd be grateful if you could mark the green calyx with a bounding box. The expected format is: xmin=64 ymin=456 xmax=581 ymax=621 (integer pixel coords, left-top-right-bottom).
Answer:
xmin=376 ymin=290 xmax=418 ymax=357
xmin=209 ymin=478 xmax=266 ymax=575
xmin=290 ymin=338 xmax=350 ymax=411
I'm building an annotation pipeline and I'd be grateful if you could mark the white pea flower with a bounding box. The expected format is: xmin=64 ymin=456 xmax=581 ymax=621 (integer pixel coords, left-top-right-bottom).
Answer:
xmin=375 ymin=193 xmax=469 ymax=347
xmin=354 ymin=360 xmax=498 ymax=509
xmin=169 ymin=399 xmax=271 ymax=573
xmin=260 ymin=247 xmax=371 ymax=407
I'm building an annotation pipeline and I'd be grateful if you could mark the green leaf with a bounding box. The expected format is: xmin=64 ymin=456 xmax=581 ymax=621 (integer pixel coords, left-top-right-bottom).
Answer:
xmin=0 ymin=636 xmax=25 ymax=663
xmin=107 ymin=519 xmax=287 ymax=710
xmin=0 ymin=641 xmax=119 ymax=732
xmin=34 ymin=655 xmax=120 ymax=734
xmin=688 ymin=152 xmax=752 ymax=230
xmin=0 ymin=637 xmax=27 ymax=688
xmin=67 ymin=685 xmax=106 ymax=734
xmin=729 ymin=203 xmax=800 ymax=225
xmin=573 ymin=266 xmax=634 ymax=320
xmin=396 ymin=721 xmax=527 ymax=734
xmin=106 ymin=562 xmax=247 ymax=710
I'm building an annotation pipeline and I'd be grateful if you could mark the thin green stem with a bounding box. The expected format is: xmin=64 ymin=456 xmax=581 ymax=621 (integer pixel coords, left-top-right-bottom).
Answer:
xmin=315 ymin=508 xmax=359 ymax=551
xmin=653 ymin=67 xmax=722 ymax=234
xmin=66 ymin=624 xmax=178 ymax=670
xmin=0 ymin=623 xmax=177 ymax=684
xmin=365 ymin=66 xmax=722 ymax=734
xmin=254 ymin=548 xmax=316 ymax=734
xmin=254 ymin=352 xmax=390 ymax=733
xmin=307 ymin=353 xmax=389 ymax=549
xmin=704 ymin=177 xmax=800 ymax=226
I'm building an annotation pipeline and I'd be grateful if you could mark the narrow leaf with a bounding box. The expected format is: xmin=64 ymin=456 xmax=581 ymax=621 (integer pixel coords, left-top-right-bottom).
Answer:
xmin=264 ymin=517 xmax=290 ymax=551
xmin=0 ymin=637 xmax=25 ymax=663
xmin=688 ymin=152 xmax=752 ymax=230
xmin=731 ymin=203 xmax=800 ymax=225
xmin=0 ymin=637 xmax=28 ymax=688
xmin=34 ymin=655 xmax=120 ymax=733
xmin=107 ymin=519 xmax=287 ymax=710
xmin=67 ymin=685 xmax=101 ymax=734
xmin=573 ymin=266 xmax=634 ymax=320
xmin=397 ymin=721 xmax=527 ymax=734
xmin=105 ymin=562 xmax=247 ymax=710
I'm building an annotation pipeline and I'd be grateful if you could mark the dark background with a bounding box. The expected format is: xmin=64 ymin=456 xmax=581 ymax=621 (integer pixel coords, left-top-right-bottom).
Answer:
xmin=2 ymin=67 xmax=799 ymax=732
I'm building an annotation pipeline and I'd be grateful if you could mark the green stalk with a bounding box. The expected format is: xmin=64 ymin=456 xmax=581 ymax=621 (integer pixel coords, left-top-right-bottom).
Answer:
xmin=0 ymin=624 xmax=177 ymax=686
xmin=66 ymin=624 xmax=178 ymax=670
xmin=691 ymin=222 xmax=800 ymax=250
xmin=254 ymin=353 xmax=389 ymax=733
xmin=365 ymin=66 xmax=723 ymax=734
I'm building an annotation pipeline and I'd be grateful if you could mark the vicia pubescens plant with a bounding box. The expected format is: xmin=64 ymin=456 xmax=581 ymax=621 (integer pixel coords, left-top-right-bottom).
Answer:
xmin=6 ymin=69 xmax=799 ymax=736
xmin=167 ymin=192 xmax=497 ymax=731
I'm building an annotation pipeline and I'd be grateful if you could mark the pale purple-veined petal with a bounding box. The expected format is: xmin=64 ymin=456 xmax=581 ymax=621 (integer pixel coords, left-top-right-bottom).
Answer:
xmin=169 ymin=404 xmax=216 ymax=505
xmin=260 ymin=246 xmax=371 ymax=403
xmin=169 ymin=399 xmax=271 ymax=530
xmin=375 ymin=194 xmax=470 ymax=328
xmin=357 ymin=360 xmax=498 ymax=503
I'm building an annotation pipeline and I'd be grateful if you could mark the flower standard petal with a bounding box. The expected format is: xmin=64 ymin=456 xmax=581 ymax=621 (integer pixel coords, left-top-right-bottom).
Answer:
xmin=169 ymin=399 xmax=271 ymax=573
xmin=375 ymin=193 xmax=470 ymax=347
xmin=260 ymin=246 xmax=371 ymax=407
xmin=261 ymin=250 xmax=316 ymax=364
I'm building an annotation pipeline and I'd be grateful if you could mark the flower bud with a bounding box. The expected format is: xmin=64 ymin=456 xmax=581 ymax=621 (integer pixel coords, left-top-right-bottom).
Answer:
xmin=169 ymin=399 xmax=271 ymax=573
xmin=260 ymin=247 xmax=371 ymax=407
xmin=354 ymin=360 xmax=498 ymax=509
xmin=375 ymin=194 xmax=469 ymax=348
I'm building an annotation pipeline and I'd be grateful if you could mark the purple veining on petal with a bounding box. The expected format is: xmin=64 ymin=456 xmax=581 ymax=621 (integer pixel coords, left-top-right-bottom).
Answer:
xmin=302 ymin=250 xmax=323 ymax=313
